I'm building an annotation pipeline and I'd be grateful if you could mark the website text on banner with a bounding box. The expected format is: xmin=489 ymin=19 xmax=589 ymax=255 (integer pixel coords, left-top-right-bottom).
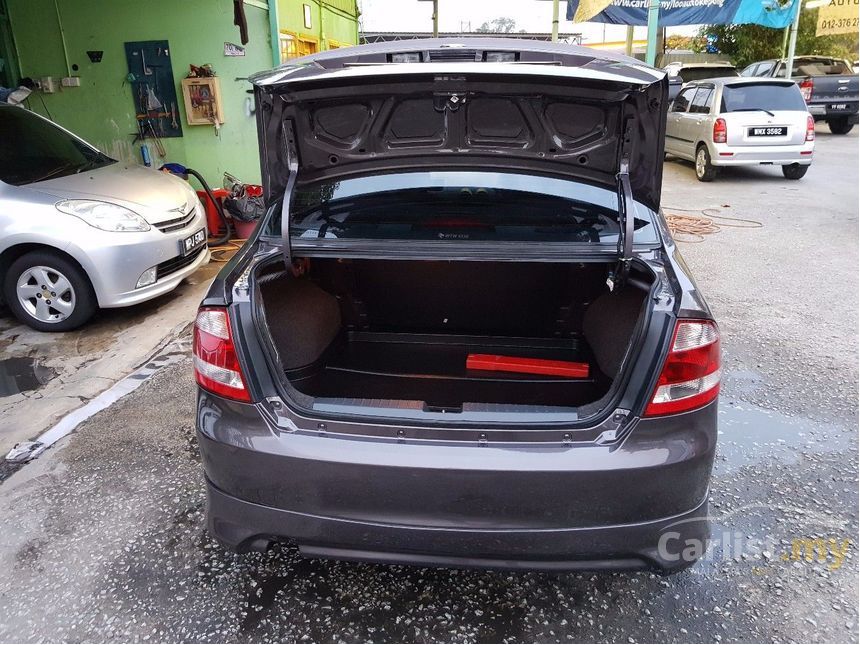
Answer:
xmin=567 ymin=0 xmax=799 ymax=27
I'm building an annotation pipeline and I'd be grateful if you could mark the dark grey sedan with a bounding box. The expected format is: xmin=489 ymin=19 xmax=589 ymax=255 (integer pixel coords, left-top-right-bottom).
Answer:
xmin=194 ymin=39 xmax=720 ymax=573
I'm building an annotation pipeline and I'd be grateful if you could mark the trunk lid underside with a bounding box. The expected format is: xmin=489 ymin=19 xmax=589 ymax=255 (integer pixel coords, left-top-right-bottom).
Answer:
xmin=254 ymin=64 xmax=667 ymax=213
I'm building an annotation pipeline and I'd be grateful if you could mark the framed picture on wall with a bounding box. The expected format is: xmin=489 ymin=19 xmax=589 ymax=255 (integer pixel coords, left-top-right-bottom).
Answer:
xmin=180 ymin=77 xmax=224 ymax=125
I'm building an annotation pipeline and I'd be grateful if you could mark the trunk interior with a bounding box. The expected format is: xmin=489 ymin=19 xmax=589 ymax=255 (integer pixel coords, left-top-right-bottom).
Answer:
xmin=257 ymin=259 xmax=652 ymax=416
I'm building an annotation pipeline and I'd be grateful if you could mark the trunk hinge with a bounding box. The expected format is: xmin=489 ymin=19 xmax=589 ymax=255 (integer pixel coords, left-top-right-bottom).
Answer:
xmin=280 ymin=120 xmax=299 ymax=272
xmin=609 ymin=124 xmax=635 ymax=292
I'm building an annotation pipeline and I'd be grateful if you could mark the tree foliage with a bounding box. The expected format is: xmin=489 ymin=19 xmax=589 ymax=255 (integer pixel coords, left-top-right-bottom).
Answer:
xmin=696 ymin=9 xmax=859 ymax=67
xmin=476 ymin=17 xmax=519 ymax=33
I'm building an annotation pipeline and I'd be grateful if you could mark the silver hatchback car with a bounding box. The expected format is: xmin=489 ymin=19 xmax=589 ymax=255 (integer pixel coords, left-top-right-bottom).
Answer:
xmin=665 ymin=77 xmax=814 ymax=181
xmin=0 ymin=104 xmax=209 ymax=331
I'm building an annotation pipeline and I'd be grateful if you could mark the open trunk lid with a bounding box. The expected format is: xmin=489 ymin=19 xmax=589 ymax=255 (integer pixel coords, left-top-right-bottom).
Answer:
xmin=251 ymin=39 xmax=668 ymax=216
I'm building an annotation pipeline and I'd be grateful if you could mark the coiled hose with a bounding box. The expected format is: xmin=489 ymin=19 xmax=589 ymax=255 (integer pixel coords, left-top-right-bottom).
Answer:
xmin=159 ymin=163 xmax=231 ymax=247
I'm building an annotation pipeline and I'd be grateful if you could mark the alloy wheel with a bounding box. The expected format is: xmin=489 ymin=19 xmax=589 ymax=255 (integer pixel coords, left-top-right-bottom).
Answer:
xmin=696 ymin=149 xmax=706 ymax=178
xmin=16 ymin=265 xmax=77 ymax=324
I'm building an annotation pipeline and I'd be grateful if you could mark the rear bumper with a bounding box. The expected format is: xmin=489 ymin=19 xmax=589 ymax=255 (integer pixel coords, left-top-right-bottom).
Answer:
xmin=197 ymin=393 xmax=717 ymax=571
xmin=709 ymin=142 xmax=814 ymax=166
xmin=206 ymin=478 xmax=710 ymax=571
xmin=808 ymin=104 xmax=859 ymax=121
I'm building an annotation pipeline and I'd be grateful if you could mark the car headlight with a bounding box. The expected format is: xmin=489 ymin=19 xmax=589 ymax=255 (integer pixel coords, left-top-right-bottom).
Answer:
xmin=56 ymin=200 xmax=151 ymax=232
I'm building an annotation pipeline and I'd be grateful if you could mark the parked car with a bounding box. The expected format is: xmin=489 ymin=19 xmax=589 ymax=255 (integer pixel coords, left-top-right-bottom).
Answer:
xmin=740 ymin=55 xmax=858 ymax=134
xmin=665 ymin=62 xmax=739 ymax=101
xmin=665 ymin=77 xmax=814 ymax=181
xmin=0 ymin=104 xmax=209 ymax=331
xmin=194 ymin=40 xmax=721 ymax=573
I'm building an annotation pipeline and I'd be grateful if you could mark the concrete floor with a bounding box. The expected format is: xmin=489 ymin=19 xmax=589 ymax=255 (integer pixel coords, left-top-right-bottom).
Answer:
xmin=0 ymin=252 xmax=226 ymax=456
xmin=0 ymin=124 xmax=856 ymax=643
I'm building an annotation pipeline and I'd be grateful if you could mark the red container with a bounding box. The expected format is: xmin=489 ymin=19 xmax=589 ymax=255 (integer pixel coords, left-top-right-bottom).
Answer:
xmin=232 ymin=219 xmax=258 ymax=240
xmin=197 ymin=189 xmax=230 ymax=237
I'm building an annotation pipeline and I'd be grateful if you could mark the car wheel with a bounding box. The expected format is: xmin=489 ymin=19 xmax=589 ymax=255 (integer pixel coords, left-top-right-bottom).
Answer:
xmin=695 ymin=146 xmax=717 ymax=182
xmin=3 ymin=251 xmax=96 ymax=332
xmin=781 ymin=163 xmax=809 ymax=180
xmin=827 ymin=118 xmax=854 ymax=135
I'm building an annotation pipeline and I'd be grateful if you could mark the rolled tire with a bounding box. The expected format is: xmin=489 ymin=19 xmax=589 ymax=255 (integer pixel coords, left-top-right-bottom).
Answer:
xmin=3 ymin=250 xmax=96 ymax=332
xmin=827 ymin=118 xmax=853 ymax=135
xmin=782 ymin=163 xmax=809 ymax=180
xmin=695 ymin=146 xmax=717 ymax=182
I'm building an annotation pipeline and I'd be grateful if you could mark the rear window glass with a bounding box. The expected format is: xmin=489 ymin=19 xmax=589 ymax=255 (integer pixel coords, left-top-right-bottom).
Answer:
xmin=679 ymin=66 xmax=738 ymax=82
xmin=264 ymin=171 xmax=658 ymax=246
xmin=720 ymin=83 xmax=807 ymax=113
xmin=791 ymin=59 xmax=852 ymax=75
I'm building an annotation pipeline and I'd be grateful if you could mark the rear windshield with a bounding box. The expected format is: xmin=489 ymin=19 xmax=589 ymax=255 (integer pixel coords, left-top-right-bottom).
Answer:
xmin=720 ymin=83 xmax=807 ymax=113
xmin=679 ymin=66 xmax=738 ymax=82
xmin=265 ymin=172 xmax=657 ymax=245
xmin=0 ymin=107 xmax=114 ymax=186
xmin=791 ymin=59 xmax=852 ymax=76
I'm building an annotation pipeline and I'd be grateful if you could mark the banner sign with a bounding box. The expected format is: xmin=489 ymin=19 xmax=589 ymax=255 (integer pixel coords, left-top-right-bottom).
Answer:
xmin=567 ymin=0 xmax=800 ymax=27
xmin=816 ymin=0 xmax=859 ymax=35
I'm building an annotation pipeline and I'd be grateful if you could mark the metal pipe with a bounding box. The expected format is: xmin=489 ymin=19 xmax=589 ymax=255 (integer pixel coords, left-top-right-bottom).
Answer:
xmin=784 ymin=0 xmax=802 ymax=78
xmin=53 ymin=0 xmax=71 ymax=77
xmin=432 ymin=0 xmax=438 ymax=37
xmin=625 ymin=25 xmax=634 ymax=56
xmin=552 ymin=0 xmax=560 ymax=42
xmin=268 ymin=0 xmax=281 ymax=66
xmin=645 ymin=0 xmax=660 ymax=65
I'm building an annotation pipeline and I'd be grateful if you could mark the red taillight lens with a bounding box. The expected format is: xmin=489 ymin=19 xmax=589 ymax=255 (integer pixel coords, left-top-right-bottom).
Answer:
xmin=806 ymin=114 xmax=815 ymax=141
xmin=644 ymin=320 xmax=720 ymax=417
xmin=193 ymin=307 xmax=251 ymax=402
xmin=799 ymin=79 xmax=813 ymax=102
xmin=713 ymin=118 xmax=727 ymax=144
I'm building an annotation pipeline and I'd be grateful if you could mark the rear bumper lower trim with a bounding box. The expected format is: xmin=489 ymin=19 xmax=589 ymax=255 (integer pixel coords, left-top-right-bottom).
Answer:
xmin=205 ymin=478 xmax=710 ymax=572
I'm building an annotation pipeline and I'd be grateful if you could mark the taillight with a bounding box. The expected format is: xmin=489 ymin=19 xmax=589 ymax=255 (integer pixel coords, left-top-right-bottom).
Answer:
xmin=806 ymin=114 xmax=815 ymax=141
xmin=713 ymin=118 xmax=727 ymax=144
xmin=193 ymin=307 xmax=251 ymax=402
xmin=644 ymin=320 xmax=720 ymax=417
xmin=799 ymin=78 xmax=813 ymax=102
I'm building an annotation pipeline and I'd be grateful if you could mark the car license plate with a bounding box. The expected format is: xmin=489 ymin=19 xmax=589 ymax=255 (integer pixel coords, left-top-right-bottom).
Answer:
xmin=830 ymin=103 xmax=848 ymax=110
xmin=748 ymin=126 xmax=787 ymax=137
xmin=181 ymin=228 xmax=206 ymax=256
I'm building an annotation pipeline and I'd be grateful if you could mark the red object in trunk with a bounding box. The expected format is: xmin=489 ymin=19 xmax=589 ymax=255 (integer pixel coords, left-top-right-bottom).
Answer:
xmin=466 ymin=354 xmax=590 ymax=379
xmin=197 ymin=189 xmax=230 ymax=237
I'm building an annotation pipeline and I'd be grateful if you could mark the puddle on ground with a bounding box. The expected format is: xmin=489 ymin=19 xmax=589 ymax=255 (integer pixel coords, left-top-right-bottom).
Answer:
xmin=0 ymin=358 xmax=56 ymax=397
xmin=715 ymin=402 xmax=848 ymax=473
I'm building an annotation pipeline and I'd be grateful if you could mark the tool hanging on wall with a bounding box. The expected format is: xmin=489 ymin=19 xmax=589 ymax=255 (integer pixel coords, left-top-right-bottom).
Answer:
xmin=145 ymin=85 xmax=162 ymax=111
xmin=124 ymin=40 xmax=182 ymax=140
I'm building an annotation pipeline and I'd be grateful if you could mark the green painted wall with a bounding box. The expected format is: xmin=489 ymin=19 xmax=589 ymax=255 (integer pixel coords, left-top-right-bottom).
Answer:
xmin=277 ymin=0 xmax=358 ymax=51
xmin=7 ymin=0 xmax=273 ymax=185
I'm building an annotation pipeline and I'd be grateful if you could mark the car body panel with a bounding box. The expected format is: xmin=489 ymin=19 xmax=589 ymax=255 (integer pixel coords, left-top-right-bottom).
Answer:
xmin=195 ymin=40 xmax=718 ymax=571
xmin=251 ymin=38 xmax=668 ymax=213
xmin=0 ymin=105 xmax=210 ymax=308
xmin=198 ymin=391 xmax=715 ymax=569
xmin=666 ymin=77 xmax=814 ymax=167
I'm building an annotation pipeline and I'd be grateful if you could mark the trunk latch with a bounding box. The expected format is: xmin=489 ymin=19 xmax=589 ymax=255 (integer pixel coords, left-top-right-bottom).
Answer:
xmin=434 ymin=92 xmax=467 ymax=112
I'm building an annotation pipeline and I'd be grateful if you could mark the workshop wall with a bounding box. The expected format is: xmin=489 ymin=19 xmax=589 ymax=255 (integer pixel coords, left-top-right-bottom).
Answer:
xmin=6 ymin=0 xmax=272 ymax=185
xmin=277 ymin=0 xmax=359 ymax=49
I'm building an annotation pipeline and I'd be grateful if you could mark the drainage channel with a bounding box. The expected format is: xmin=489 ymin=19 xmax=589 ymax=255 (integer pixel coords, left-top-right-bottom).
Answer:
xmin=2 ymin=335 xmax=191 ymax=481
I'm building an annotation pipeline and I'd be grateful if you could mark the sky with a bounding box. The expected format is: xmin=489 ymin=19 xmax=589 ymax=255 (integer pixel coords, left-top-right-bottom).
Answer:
xmin=356 ymin=0 xmax=696 ymax=46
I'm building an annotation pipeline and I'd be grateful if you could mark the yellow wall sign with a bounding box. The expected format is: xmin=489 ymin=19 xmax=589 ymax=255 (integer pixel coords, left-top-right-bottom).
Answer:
xmin=816 ymin=0 xmax=859 ymax=36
